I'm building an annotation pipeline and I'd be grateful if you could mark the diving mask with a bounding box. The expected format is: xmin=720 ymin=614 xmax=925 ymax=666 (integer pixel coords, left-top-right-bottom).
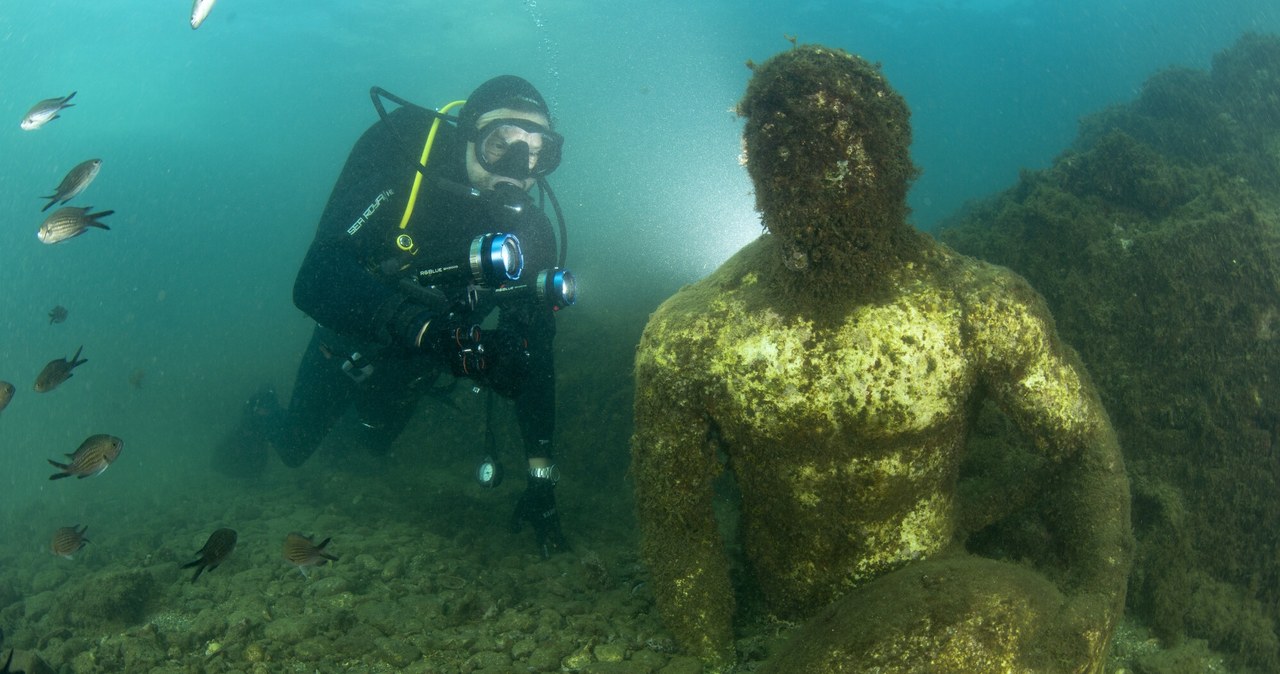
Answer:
xmin=472 ymin=118 xmax=563 ymax=181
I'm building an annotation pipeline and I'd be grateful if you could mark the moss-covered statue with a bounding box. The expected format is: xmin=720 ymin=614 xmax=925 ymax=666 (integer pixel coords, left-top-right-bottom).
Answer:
xmin=631 ymin=44 xmax=1133 ymax=673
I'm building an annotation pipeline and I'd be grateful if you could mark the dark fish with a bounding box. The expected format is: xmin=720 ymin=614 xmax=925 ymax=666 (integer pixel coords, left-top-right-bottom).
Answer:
xmin=0 ymin=382 xmax=13 ymax=414
xmin=48 ymin=434 xmax=124 ymax=480
xmin=182 ymin=528 xmax=237 ymax=583
xmin=128 ymin=368 xmax=145 ymax=389
xmin=21 ymin=91 xmax=75 ymax=130
xmin=50 ymin=525 xmax=90 ymax=559
xmin=282 ymin=533 xmax=338 ymax=576
xmin=37 ymin=206 xmax=112 ymax=244
xmin=48 ymin=305 xmax=68 ymax=324
xmin=34 ymin=346 xmax=86 ymax=392
xmin=41 ymin=159 xmax=102 ymax=212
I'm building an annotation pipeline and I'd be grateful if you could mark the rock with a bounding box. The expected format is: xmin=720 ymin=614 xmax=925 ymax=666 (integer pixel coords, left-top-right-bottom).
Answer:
xmin=376 ymin=636 xmax=420 ymax=668
xmin=10 ymin=650 xmax=55 ymax=674
xmin=70 ymin=569 xmax=156 ymax=627
xmin=594 ymin=642 xmax=626 ymax=663
xmin=657 ymin=655 xmax=704 ymax=674
xmin=263 ymin=615 xmax=317 ymax=643
xmin=464 ymin=649 xmax=512 ymax=670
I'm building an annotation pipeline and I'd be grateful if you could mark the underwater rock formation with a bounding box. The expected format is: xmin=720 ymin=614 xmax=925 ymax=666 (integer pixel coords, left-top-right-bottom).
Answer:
xmin=632 ymin=44 xmax=1131 ymax=673
xmin=942 ymin=31 xmax=1280 ymax=674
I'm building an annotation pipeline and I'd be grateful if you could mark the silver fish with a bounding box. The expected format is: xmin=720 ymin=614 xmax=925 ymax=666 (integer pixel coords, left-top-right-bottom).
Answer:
xmin=0 ymin=381 xmax=14 ymax=413
xmin=282 ymin=532 xmax=339 ymax=576
xmin=21 ymin=91 xmax=76 ymax=130
xmin=182 ymin=528 xmax=237 ymax=582
xmin=41 ymin=159 xmax=102 ymax=212
xmin=50 ymin=524 xmax=90 ymax=558
xmin=34 ymin=345 xmax=87 ymax=392
xmin=48 ymin=433 xmax=124 ymax=480
xmin=190 ymin=0 xmax=217 ymax=29
xmin=38 ymin=206 xmax=113 ymax=244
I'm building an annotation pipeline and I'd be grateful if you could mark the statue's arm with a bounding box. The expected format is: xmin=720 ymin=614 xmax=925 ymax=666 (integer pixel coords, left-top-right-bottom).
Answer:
xmin=630 ymin=313 xmax=736 ymax=668
xmin=966 ymin=267 xmax=1133 ymax=630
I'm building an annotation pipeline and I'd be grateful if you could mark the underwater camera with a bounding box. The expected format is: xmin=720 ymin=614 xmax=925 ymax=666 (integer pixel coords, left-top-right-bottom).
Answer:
xmin=415 ymin=232 xmax=524 ymax=289
xmin=491 ymin=267 xmax=577 ymax=309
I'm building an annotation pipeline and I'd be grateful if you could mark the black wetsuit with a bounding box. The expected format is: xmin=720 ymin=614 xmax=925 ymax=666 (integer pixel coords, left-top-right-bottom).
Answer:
xmin=279 ymin=105 xmax=558 ymax=467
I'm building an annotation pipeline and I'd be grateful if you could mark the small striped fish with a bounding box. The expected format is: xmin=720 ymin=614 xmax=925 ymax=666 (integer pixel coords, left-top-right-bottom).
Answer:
xmin=34 ymin=345 xmax=87 ymax=393
xmin=41 ymin=159 xmax=102 ymax=212
xmin=182 ymin=528 xmax=237 ymax=583
xmin=282 ymin=532 xmax=339 ymax=577
xmin=48 ymin=434 xmax=124 ymax=480
xmin=37 ymin=206 xmax=112 ymax=244
xmin=21 ymin=91 xmax=76 ymax=130
xmin=50 ymin=524 xmax=90 ymax=559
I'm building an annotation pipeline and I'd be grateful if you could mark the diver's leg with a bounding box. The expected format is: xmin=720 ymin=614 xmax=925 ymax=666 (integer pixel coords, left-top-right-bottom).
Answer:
xmin=212 ymin=385 xmax=277 ymax=477
xmin=349 ymin=363 xmax=420 ymax=456
xmin=273 ymin=328 xmax=355 ymax=467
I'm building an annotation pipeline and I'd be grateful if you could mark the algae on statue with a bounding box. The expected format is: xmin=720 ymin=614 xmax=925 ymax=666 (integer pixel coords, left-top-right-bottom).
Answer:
xmin=632 ymin=44 xmax=1132 ymax=673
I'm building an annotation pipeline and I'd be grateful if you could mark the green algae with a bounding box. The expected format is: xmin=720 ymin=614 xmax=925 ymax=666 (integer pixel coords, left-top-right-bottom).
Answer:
xmin=633 ymin=44 xmax=1130 ymax=673
xmin=942 ymin=31 xmax=1280 ymax=674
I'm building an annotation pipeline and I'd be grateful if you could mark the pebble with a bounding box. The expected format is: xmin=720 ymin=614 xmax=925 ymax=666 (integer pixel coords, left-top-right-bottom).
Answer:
xmin=594 ymin=642 xmax=626 ymax=663
xmin=563 ymin=642 xmax=594 ymax=670
xmin=376 ymin=637 xmax=420 ymax=667
xmin=511 ymin=637 xmax=537 ymax=660
xmin=465 ymin=649 xmax=512 ymax=670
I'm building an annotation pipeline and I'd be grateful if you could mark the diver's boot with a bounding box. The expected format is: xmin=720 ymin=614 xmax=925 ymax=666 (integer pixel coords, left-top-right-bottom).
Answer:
xmin=212 ymin=384 xmax=281 ymax=477
xmin=245 ymin=384 xmax=283 ymax=435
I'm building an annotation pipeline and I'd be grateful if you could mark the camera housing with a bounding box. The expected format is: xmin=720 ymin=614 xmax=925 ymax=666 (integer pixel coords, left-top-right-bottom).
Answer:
xmin=416 ymin=232 xmax=524 ymax=289
xmin=491 ymin=267 xmax=577 ymax=309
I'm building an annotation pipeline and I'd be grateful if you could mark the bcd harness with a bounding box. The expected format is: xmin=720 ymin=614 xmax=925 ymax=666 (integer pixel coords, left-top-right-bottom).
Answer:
xmin=366 ymin=86 xmax=568 ymax=281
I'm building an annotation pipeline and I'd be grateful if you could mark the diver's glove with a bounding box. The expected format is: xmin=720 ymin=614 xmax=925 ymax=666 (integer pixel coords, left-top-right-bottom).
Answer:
xmin=510 ymin=474 xmax=569 ymax=558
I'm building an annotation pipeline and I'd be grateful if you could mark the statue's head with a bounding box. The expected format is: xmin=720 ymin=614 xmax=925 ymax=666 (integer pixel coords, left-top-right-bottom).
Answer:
xmin=739 ymin=45 xmax=919 ymax=289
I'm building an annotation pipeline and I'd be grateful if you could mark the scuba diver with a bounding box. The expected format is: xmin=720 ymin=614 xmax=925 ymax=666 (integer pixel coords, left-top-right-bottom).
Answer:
xmin=225 ymin=75 xmax=573 ymax=557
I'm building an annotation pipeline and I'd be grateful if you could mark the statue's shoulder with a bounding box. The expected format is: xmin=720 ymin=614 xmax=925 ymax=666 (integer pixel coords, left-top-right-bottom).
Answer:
xmin=649 ymin=236 xmax=774 ymax=324
xmin=925 ymin=237 xmax=1043 ymax=309
xmin=922 ymin=239 xmax=1059 ymax=363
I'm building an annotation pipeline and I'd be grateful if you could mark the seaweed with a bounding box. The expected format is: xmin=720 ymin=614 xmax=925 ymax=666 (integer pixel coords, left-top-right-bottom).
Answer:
xmin=942 ymin=32 xmax=1280 ymax=673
